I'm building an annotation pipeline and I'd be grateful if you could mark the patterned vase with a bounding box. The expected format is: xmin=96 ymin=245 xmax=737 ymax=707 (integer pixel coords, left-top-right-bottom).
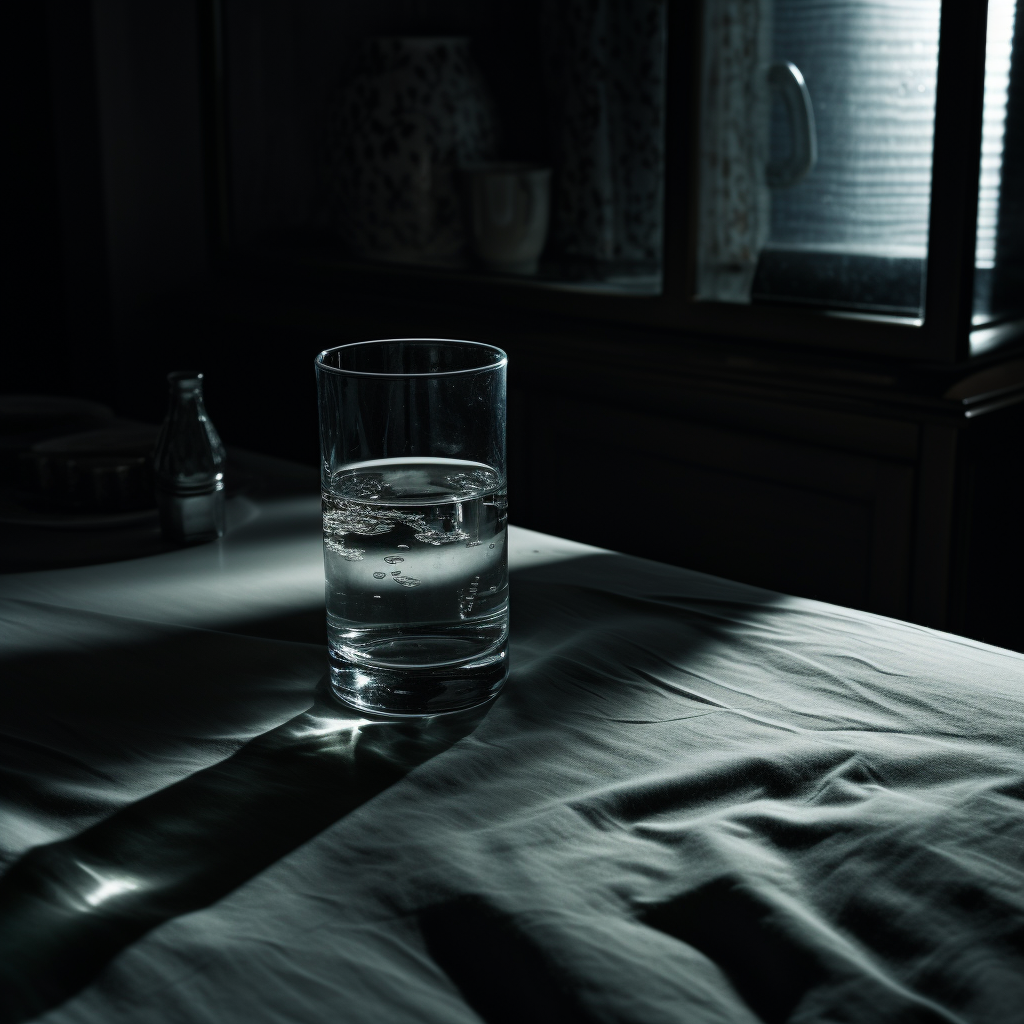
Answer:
xmin=329 ymin=37 xmax=499 ymax=267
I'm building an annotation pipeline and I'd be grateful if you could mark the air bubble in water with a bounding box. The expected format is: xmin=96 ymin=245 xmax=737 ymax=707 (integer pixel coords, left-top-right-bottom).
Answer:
xmin=488 ymin=543 xmax=495 ymax=549
xmin=373 ymin=572 xmax=386 ymax=580
xmin=336 ymin=474 xmax=385 ymax=499
xmin=414 ymin=526 xmax=469 ymax=546
xmin=325 ymin=536 xmax=365 ymax=560
xmin=391 ymin=570 xmax=401 ymax=576
xmin=383 ymin=555 xmax=404 ymax=564
xmin=397 ymin=544 xmax=410 ymax=550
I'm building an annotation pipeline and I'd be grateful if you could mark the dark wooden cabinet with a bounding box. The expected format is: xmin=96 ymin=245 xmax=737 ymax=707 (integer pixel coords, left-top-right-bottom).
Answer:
xmin=516 ymin=396 xmax=917 ymax=616
xmin=500 ymin=323 xmax=1024 ymax=648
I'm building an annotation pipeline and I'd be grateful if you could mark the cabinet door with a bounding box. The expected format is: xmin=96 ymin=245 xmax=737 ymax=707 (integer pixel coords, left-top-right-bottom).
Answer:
xmin=515 ymin=396 xmax=915 ymax=617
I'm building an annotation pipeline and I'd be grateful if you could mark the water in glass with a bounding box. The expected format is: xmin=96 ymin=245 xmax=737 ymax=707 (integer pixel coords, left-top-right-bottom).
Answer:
xmin=323 ymin=457 xmax=508 ymax=715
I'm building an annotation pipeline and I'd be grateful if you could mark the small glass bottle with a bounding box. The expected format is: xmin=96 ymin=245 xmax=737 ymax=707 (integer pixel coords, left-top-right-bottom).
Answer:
xmin=153 ymin=371 xmax=226 ymax=543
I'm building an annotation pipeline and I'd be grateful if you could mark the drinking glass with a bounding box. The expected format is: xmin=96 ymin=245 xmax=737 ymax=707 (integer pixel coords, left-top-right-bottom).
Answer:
xmin=315 ymin=339 xmax=508 ymax=716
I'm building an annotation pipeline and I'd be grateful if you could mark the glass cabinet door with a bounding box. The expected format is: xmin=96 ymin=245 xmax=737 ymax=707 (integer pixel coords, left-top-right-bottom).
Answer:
xmin=223 ymin=0 xmax=667 ymax=296
xmin=216 ymin=0 xmax=1014 ymax=356
xmin=696 ymin=0 xmax=942 ymax=318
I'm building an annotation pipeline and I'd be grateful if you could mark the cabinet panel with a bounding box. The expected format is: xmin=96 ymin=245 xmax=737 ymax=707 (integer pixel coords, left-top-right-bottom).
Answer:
xmin=517 ymin=397 xmax=914 ymax=616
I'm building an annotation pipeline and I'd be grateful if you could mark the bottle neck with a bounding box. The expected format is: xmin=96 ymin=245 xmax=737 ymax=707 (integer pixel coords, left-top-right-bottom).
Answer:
xmin=154 ymin=371 xmax=225 ymax=488
xmin=155 ymin=475 xmax=224 ymax=496
xmin=167 ymin=371 xmax=205 ymax=404
xmin=168 ymin=384 xmax=206 ymax=413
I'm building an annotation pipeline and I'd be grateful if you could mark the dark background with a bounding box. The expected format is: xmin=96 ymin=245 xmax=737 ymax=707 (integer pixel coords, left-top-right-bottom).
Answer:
xmin=6 ymin=1 xmax=1024 ymax=652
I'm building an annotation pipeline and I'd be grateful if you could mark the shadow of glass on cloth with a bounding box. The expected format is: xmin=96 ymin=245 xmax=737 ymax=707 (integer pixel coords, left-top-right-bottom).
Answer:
xmin=6 ymin=548 xmax=1013 ymax=1023
xmin=0 ymin=599 xmax=331 ymax=861
xmin=1 ymin=546 xmax=810 ymax=1024
xmin=0 ymin=686 xmax=490 ymax=1024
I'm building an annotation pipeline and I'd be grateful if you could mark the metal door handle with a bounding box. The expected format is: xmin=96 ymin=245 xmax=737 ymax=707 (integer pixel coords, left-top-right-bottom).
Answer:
xmin=766 ymin=61 xmax=817 ymax=188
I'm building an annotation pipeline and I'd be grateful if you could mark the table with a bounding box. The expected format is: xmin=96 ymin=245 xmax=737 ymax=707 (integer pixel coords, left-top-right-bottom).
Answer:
xmin=2 ymin=455 xmax=1023 ymax=1023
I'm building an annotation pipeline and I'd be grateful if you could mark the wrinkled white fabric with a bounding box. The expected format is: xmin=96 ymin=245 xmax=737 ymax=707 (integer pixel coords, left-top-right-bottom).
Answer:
xmin=1 ymin=498 xmax=1022 ymax=1024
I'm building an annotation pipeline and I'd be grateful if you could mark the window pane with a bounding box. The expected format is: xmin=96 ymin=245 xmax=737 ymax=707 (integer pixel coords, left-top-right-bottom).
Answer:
xmin=974 ymin=0 xmax=1023 ymax=326
xmin=696 ymin=0 xmax=941 ymax=317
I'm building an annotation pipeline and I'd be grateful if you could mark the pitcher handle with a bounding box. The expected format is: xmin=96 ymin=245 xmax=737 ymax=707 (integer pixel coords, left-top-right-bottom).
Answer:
xmin=766 ymin=61 xmax=817 ymax=188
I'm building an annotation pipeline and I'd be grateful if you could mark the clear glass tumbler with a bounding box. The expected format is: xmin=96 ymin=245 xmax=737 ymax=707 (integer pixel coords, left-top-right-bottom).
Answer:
xmin=315 ymin=339 xmax=508 ymax=716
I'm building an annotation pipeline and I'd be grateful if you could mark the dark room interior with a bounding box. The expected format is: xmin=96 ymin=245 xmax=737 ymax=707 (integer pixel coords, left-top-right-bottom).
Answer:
xmin=4 ymin=2 xmax=1024 ymax=1022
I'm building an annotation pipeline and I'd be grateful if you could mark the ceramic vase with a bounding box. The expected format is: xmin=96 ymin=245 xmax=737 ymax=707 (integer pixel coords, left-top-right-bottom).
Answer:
xmin=329 ymin=37 xmax=498 ymax=267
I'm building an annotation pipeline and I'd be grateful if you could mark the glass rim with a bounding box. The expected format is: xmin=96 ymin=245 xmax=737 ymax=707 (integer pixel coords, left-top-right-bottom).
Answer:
xmin=315 ymin=338 xmax=508 ymax=379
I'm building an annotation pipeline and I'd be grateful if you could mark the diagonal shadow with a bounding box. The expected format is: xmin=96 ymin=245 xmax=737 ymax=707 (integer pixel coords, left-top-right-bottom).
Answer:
xmin=1 ymin=550 xmax=780 ymax=1023
xmin=0 ymin=683 xmax=489 ymax=1024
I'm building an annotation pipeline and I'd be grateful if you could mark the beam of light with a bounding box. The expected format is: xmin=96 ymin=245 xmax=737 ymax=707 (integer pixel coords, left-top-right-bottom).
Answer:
xmin=75 ymin=861 xmax=142 ymax=907
xmin=284 ymin=715 xmax=369 ymax=742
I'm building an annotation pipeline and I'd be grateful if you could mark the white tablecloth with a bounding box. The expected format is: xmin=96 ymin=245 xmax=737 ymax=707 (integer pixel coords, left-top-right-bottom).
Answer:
xmin=2 ymin=487 xmax=1023 ymax=1023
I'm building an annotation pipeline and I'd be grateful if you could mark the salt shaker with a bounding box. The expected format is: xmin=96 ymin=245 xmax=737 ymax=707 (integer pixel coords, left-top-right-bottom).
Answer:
xmin=153 ymin=371 xmax=226 ymax=543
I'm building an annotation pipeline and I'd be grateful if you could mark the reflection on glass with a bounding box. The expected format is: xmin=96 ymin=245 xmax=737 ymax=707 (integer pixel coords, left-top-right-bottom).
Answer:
xmin=698 ymin=0 xmax=942 ymax=316
xmin=974 ymin=0 xmax=1022 ymax=325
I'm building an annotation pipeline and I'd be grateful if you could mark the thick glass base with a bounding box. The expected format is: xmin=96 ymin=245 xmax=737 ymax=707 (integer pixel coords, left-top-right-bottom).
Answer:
xmin=328 ymin=639 xmax=508 ymax=717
